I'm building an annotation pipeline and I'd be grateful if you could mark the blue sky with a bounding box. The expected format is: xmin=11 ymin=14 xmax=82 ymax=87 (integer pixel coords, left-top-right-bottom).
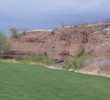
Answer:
xmin=0 ymin=0 xmax=110 ymax=35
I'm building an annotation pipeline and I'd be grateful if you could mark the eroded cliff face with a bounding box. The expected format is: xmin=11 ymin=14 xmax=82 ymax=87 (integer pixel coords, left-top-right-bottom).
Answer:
xmin=9 ymin=24 xmax=110 ymax=60
xmin=9 ymin=23 xmax=110 ymax=74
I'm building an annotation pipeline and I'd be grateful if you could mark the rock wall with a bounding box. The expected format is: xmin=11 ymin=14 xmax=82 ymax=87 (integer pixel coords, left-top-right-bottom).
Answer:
xmin=9 ymin=24 xmax=110 ymax=61
xmin=7 ymin=23 xmax=110 ymax=75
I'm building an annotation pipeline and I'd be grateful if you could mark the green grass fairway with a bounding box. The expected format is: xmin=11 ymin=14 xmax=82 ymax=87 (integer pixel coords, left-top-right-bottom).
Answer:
xmin=0 ymin=62 xmax=110 ymax=100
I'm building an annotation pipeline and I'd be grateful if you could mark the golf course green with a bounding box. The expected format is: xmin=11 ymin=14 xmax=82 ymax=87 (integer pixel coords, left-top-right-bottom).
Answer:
xmin=0 ymin=62 xmax=110 ymax=100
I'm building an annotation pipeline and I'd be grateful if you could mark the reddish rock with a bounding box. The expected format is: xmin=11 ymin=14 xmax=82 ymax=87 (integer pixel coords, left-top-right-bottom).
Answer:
xmin=9 ymin=24 xmax=110 ymax=60
xmin=9 ymin=24 xmax=110 ymax=68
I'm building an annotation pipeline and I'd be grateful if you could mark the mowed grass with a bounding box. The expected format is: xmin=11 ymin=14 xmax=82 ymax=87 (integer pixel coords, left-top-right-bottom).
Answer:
xmin=0 ymin=62 xmax=110 ymax=100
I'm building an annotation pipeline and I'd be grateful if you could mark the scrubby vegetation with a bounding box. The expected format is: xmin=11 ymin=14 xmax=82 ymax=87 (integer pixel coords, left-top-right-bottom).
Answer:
xmin=9 ymin=27 xmax=19 ymax=38
xmin=22 ymin=53 xmax=54 ymax=66
xmin=63 ymin=51 xmax=92 ymax=71
xmin=0 ymin=31 xmax=10 ymax=54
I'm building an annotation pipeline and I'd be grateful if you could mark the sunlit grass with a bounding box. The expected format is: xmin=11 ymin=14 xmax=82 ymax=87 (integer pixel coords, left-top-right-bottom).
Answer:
xmin=0 ymin=62 xmax=110 ymax=100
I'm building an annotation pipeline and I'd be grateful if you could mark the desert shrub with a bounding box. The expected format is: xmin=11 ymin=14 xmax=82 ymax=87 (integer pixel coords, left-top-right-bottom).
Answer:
xmin=9 ymin=27 xmax=19 ymax=38
xmin=63 ymin=59 xmax=77 ymax=70
xmin=42 ymin=59 xmax=54 ymax=66
xmin=23 ymin=53 xmax=54 ymax=66
xmin=63 ymin=56 xmax=86 ymax=71
xmin=0 ymin=31 xmax=10 ymax=54
xmin=24 ymin=53 xmax=44 ymax=62
xmin=63 ymin=51 xmax=92 ymax=71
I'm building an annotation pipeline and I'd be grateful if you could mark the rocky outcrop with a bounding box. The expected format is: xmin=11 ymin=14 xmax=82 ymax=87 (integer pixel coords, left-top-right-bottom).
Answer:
xmin=9 ymin=24 xmax=110 ymax=58
xmin=9 ymin=23 xmax=110 ymax=74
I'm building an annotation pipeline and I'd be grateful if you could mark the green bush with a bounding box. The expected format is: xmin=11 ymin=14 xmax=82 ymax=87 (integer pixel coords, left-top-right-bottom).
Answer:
xmin=42 ymin=59 xmax=54 ymax=66
xmin=9 ymin=27 xmax=19 ymax=38
xmin=0 ymin=31 xmax=10 ymax=54
xmin=63 ymin=51 xmax=92 ymax=71
xmin=63 ymin=57 xmax=85 ymax=71
xmin=22 ymin=53 xmax=54 ymax=66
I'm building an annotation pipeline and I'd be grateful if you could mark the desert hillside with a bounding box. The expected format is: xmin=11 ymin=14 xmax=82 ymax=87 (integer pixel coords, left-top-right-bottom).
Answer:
xmin=8 ymin=23 xmax=110 ymax=76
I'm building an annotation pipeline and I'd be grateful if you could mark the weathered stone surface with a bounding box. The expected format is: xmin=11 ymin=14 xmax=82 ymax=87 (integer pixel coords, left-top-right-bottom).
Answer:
xmin=9 ymin=24 xmax=110 ymax=62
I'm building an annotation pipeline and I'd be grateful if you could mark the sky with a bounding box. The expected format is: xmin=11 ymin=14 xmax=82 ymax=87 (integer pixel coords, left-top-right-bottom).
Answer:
xmin=0 ymin=0 xmax=110 ymax=35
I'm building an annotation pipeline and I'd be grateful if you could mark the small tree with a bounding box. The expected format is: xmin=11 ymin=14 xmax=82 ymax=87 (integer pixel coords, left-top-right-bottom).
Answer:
xmin=0 ymin=31 xmax=10 ymax=54
xmin=9 ymin=27 xmax=19 ymax=37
